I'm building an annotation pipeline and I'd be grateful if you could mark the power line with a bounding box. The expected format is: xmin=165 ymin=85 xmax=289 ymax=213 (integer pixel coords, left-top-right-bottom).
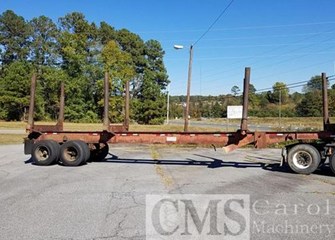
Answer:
xmin=195 ymin=40 xmax=335 ymax=50
xmin=255 ymin=75 xmax=335 ymax=93
xmin=161 ymin=30 xmax=335 ymax=44
xmin=188 ymin=50 xmax=335 ymax=61
xmin=193 ymin=0 xmax=235 ymax=46
xmin=196 ymin=47 xmax=335 ymax=90
xmin=200 ymin=27 xmax=335 ymax=82
xmin=138 ymin=21 xmax=335 ymax=34
xmin=211 ymin=77 xmax=335 ymax=101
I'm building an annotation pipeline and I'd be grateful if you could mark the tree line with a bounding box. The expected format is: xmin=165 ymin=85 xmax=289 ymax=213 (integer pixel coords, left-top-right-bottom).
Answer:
xmin=1 ymin=10 xmax=333 ymax=125
xmin=0 ymin=10 xmax=169 ymax=124
xmin=169 ymin=76 xmax=335 ymax=119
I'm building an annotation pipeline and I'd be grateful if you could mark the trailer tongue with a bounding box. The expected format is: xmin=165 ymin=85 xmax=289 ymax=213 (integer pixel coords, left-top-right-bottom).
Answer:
xmin=24 ymin=68 xmax=335 ymax=175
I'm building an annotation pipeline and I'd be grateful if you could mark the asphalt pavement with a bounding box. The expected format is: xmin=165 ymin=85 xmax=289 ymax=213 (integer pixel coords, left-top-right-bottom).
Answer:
xmin=0 ymin=144 xmax=334 ymax=240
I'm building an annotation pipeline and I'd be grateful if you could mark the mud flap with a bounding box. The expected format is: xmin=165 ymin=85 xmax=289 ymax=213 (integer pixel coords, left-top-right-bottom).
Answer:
xmin=24 ymin=138 xmax=34 ymax=155
xmin=281 ymin=147 xmax=287 ymax=167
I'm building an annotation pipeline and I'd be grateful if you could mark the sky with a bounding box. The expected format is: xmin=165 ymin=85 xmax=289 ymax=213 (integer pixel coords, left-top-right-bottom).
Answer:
xmin=1 ymin=0 xmax=335 ymax=96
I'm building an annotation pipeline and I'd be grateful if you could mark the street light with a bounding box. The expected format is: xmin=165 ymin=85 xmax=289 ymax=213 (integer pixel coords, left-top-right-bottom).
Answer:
xmin=174 ymin=44 xmax=194 ymax=132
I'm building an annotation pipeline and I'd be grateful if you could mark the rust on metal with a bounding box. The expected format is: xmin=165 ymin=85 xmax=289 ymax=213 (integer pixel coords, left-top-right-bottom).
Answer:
xmin=124 ymin=80 xmax=130 ymax=131
xmin=26 ymin=72 xmax=37 ymax=132
xmin=110 ymin=131 xmax=231 ymax=145
xmin=25 ymin=68 xmax=335 ymax=157
xmin=32 ymin=130 xmax=114 ymax=144
xmin=57 ymin=81 xmax=65 ymax=129
xmin=103 ymin=71 xmax=110 ymax=129
xmin=322 ymin=72 xmax=330 ymax=130
xmin=32 ymin=125 xmax=64 ymax=132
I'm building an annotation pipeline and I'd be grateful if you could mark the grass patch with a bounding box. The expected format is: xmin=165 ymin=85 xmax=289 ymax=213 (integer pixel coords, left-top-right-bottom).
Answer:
xmin=0 ymin=121 xmax=223 ymax=132
xmin=0 ymin=121 xmax=26 ymax=129
xmin=130 ymin=124 xmax=223 ymax=132
xmin=0 ymin=134 xmax=26 ymax=144
xmin=205 ymin=117 xmax=333 ymax=131
xmin=0 ymin=117 xmax=333 ymax=132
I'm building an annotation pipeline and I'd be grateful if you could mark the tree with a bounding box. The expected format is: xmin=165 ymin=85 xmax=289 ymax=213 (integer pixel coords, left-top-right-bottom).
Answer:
xmin=212 ymin=102 xmax=223 ymax=118
xmin=98 ymin=21 xmax=116 ymax=45
xmin=296 ymin=92 xmax=322 ymax=117
xmin=0 ymin=61 xmax=45 ymax=120
xmin=39 ymin=67 xmax=67 ymax=120
xmin=28 ymin=16 xmax=61 ymax=119
xmin=231 ymin=85 xmax=240 ymax=96
xmin=0 ymin=10 xmax=171 ymax=123
xmin=100 ymin=40 xmax=135 ymax=122
xmin=0 ymin=10 xmax=30 ymax=66
xmin=267 ymin=82 xmax=289 ymax=104
xmin=249 ymin=83 xmax=256 ymax=94
xmin=115 ymin=29 xmax=147 ymax=98
xmin=29 ymin=16 xmax=59 ymax=67
xmin=58 ymin=12 xmax=99 ymax=122
xmin=248 ymin=83 xmax=260 ymax=108
xmin=134 ymin=40 xmax=169 ymax=124
xmin=303 ymin=75 xmax=327 ymax=92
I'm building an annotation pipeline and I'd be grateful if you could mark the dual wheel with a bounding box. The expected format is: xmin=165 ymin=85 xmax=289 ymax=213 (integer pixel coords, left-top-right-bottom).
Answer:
xmin=329 ymin=152 xmax=335 ymax=175
xmin=287 ymin=143 xmax=335 ymax=175
xmin=287 ymin=144 xmax=321 ymax=175
xmin=31 ymin=140 xmax=109 ymax=166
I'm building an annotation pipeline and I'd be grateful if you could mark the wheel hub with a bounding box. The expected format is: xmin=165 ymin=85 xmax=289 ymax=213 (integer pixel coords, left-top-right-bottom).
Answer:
xmin=293 ymin=151 xmax=312 ymax=169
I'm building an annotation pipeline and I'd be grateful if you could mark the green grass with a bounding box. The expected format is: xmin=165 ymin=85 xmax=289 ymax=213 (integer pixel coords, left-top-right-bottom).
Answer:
xmin=0 ymin=117 xmax=332 ymax=131
xmin=208 ymin=117 xmax=331 ymax=131
xmin=0 ymin=117 xmax=332 ymax=145
xmin=0 ymin=121 xmax=26 ymax=129
xmin=0 ymin=121 xmax=223 ymax=132
xmin=0 ymin=134 xmax=26 ymax=145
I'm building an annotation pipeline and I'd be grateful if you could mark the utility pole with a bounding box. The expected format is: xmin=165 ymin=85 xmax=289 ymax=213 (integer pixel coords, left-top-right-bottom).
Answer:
xmin=322 ymin=72 xmax=329 ymax=130
xmin=240 ymin=67 xmax=250 ymax=132
xmin=103 ymin=71 xmax=110 ymax=130
xmin=27 ymin=72 xmax=37 ymax=132
xmin=124 ymin=80 xmax=130 ymax=131
xmin=184 ymin=45 xmax=193 ymax=132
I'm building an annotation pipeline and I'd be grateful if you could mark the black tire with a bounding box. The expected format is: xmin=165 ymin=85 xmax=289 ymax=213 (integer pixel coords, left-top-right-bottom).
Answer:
xmin=59 ymin=140 xmax=89 ymax=166
xmin=76 ymin=140 xmax=90 ymax=164
xmin=287 ymin=144 xmax=321 ymax=174
xmin=330 ymin=153 xmax=335 ymax=175
xmin=90 ymin=143 xmax=109 ymax=161
xmin=31 ymin=140 xmax=59 ymax=166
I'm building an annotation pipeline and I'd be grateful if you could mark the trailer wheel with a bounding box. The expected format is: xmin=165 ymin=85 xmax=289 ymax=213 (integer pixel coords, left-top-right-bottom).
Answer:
xmin=330 ymin=153 xmax=335 ymax=175
xmin=32 ymin=140 xmax=59 ymax=166
xmin=77 ymin=140 xmax=91 ymax=164
xmin=287 ymin=144 xmax=321 ymax=174
xmin=90 ymin=143 xmax=109 ymax=161
xmin=60 ymin=140 xmax=89 ymax=166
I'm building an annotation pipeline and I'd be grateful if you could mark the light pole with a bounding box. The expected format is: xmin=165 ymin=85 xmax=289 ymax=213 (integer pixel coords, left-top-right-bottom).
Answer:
xmin=174 ymin=44 xmax=194 ymax=132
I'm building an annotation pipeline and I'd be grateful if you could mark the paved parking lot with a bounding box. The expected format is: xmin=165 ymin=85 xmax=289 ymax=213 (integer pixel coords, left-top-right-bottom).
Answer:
xmin=0 ymin=144 xmax=334 ymax=240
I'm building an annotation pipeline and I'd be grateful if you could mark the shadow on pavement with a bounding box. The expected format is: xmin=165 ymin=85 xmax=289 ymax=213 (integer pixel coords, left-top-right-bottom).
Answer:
xmin=23 ymin=153 xmax=334 ymax=177
xmin=101 ymin=152 xmax=296 ymax=174
xmin=102 ymin=153 xmax=334 ymax=177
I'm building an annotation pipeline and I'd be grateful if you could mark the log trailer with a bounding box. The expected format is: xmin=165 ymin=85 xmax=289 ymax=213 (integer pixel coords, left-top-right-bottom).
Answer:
xmin=24 ymin=68 xmax=335 ymax=175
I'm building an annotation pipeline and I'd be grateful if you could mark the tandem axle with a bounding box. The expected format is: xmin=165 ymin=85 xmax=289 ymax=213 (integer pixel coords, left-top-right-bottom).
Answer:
xmin=24 ymin=68 xmax=335 ymax=175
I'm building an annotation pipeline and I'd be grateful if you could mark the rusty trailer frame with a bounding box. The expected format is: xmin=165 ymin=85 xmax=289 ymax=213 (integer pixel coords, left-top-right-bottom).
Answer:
xmin=24 ymin=68 xmax=335 ymax=174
